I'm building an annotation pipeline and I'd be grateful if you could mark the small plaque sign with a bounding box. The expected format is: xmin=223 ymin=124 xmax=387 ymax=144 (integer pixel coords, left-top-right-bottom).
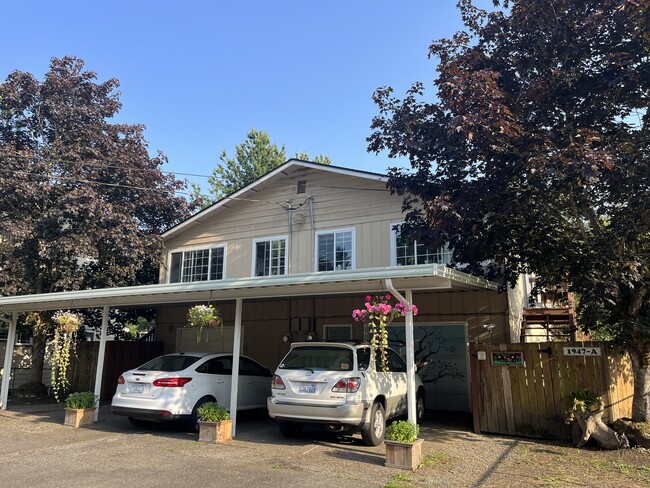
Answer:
xmin=491 ymin=351 xmax=523 ymax=366
xmin=477 ymin=351 xmax=487 ymax=361
xmin=563 ymin=346 xmax=601 ymax=356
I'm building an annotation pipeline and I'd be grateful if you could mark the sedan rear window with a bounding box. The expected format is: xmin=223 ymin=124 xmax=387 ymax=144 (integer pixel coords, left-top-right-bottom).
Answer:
xmin=280 ymin=346 xmax=354 ymax=372
xmin=138 ymin=355 xmax=201 ymax=372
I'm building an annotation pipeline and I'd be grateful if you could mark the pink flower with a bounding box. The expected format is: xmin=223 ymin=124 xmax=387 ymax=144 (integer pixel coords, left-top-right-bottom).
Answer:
xmin=366 ymin=295 xmax=372 ymax=301
xmin=385 ymin=294 xmax=391 ymax=300
xmin=411 ymin=305 xmax=419 ymax=316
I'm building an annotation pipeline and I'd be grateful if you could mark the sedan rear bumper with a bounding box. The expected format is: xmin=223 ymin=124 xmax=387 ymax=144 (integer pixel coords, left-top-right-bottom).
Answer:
xmin=111 ymin=406 xmax=191 ymax=422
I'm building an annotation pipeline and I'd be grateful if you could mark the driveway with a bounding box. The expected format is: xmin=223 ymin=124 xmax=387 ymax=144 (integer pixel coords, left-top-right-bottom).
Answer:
xmin=0 ymin=403 xmax=648 ymax=487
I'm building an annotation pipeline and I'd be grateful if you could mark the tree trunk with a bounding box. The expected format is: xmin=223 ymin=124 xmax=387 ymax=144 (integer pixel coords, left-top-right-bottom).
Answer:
xmin=25 ymin=324 xmax=48 ymax=395
xmin=575 ymin=399 xmax=629 ymax=450
xmin=628 ymin=348 xmax=650 ymax=422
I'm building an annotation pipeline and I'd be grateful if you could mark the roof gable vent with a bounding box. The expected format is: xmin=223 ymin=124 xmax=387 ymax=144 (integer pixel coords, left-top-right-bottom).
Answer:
xmin=297 ymin=180 xmax=307 ymax=194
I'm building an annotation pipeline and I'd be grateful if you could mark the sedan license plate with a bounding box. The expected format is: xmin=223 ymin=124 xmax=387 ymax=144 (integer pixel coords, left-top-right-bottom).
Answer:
xmin=299 ymin=384 xmax=317 ymax=394
xmin=129 ymin=383 xmax=145 ymax=393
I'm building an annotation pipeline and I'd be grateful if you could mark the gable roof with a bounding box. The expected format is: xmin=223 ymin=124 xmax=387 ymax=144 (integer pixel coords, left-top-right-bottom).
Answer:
xmin=163 ymin=159 xmax=388 ymax=239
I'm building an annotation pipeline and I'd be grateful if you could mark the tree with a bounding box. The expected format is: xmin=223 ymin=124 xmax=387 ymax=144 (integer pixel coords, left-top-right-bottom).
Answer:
xmin=193 ymin=129 xmax=331 ymax=206
xmin=0 ymin=56 xmax=193 ymax=393
xmin=368 ymin=0 xmax=650 ymax=421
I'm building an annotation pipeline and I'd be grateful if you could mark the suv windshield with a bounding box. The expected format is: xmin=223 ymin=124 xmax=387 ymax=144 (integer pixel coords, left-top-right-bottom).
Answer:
xmin=280 ymin=346 xmax=354 ymax=372
xmin=138 ymin=355 xmax=201 ymax=372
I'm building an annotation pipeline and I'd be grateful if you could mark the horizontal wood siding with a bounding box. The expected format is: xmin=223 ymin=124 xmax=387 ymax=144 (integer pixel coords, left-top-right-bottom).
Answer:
xmin=162 ymin=168 xmax=405 ymax=281
xmin=470 ymin=342 xmax=633 ymax=440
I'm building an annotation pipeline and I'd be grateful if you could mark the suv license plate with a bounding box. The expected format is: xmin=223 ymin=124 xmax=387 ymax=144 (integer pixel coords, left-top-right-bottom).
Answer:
xmin=129 ymin=383 xmax=145 ymax=393
xmin=299 ymin=384 xmax=316 ymax=394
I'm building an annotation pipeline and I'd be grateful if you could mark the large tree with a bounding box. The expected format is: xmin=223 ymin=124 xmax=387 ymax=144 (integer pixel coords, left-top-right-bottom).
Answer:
xmin=368 ymin=0 xmax=649 ymax=421
xmin=0 ymin=56 xmax=193 ymax=392
xmin=193 ymin=129 xmax=331 ymax=207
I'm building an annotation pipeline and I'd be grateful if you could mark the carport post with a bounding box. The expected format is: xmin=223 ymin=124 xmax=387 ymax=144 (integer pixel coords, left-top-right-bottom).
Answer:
xmin=1 ymin=313 xmax=18 ymax=410
xmin=93 ymin=306 xmax=110 ymax=421
xmin=229 ymin=297 xmax=243 ymax=437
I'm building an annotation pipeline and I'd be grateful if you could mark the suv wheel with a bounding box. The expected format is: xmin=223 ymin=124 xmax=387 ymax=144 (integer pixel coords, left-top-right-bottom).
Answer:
xmin=278 ymin=421 xmax=304 ymax=438
xmin=416 ymin=393 xmax=425 ymax=424
xmin=361 ymin=402 xmax=385 ymax=446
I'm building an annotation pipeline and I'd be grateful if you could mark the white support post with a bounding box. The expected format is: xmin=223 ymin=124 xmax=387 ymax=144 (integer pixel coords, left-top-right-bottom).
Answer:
xmin=383 ymin=279 xmax=417 ymax=426
xmin=229 ymin=298 xmax=243 ymax=437
xmin=93 ymin=306 xmax=110 ymax=421
xmin=1 ymin=313 xmax=18 ymax=410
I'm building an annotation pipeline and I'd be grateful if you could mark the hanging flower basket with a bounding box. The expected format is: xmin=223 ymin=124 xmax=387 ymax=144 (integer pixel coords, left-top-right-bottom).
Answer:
xmin=50 ymin=311 xmax=82 ymax=402
xmin=187 ymin=304 xmax=223 ymax=343
xmin=352 ymin=294 xmax=418 ymax=372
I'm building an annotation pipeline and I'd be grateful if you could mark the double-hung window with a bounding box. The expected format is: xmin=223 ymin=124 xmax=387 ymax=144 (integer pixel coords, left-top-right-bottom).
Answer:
xmin=316 ymin=228 xmax=355 ymax=271
xmin=253 ymin=236 xmax=287 ymax=276
xmin=168 ymin=245 xmax=226 ymax=283
xmin=392 ymin=224 xmax=452 ymax=266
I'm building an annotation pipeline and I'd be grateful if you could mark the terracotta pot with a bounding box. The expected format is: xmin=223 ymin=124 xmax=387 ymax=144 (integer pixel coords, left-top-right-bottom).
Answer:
xmin=64 ymin=408 xmax=95 ymax=428
xmin=198 ymin=419 xmax=233 ymax=443
xmin=385 ymin=438 xmax=424 ymax=470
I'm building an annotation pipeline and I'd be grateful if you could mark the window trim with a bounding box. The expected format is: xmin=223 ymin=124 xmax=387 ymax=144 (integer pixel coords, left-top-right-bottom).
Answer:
xmin=390 ymin=222 xmax=451 ymax=266
xmin=251 ymin=235 xmax=289 ymax=277
xmin=166 ymin=242 xmax=227 ymax=283
xmin=314 ymin=227 xmax=356 ymax=272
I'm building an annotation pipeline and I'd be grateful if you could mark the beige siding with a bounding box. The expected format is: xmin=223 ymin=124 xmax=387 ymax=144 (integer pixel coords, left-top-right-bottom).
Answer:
xmin=161 ymin=168 xmax=405 ymax=282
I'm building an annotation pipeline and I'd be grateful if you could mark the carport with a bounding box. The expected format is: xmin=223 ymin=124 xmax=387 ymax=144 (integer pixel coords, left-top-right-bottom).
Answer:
xmin=0 ymin=264 xmax=497 ymax=435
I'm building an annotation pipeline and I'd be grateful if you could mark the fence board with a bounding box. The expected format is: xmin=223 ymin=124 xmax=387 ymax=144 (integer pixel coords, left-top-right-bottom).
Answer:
xmin=472 ymin=341 xmax=634 ymax=440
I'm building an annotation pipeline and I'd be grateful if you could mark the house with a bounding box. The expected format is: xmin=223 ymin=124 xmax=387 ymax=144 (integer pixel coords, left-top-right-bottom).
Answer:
xmin=0 ymin=159 xmax=528 ymax=427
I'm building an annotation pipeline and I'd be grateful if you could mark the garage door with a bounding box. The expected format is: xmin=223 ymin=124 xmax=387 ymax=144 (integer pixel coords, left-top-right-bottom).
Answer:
xmin=387 ymin=323 xmax=469 ymax=412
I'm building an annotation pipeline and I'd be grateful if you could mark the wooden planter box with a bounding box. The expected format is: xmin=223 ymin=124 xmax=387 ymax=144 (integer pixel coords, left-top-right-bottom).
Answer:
xmin=64 ymin=408 xmax=96 ymax=428
xmin=385 ymin=438 xmax=423 ymax=470
xmin=198 ymin=419 xmax=233 ymax=443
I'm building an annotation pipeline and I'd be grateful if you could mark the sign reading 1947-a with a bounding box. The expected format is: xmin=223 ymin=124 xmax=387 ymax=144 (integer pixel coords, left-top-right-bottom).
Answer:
xmin=563 ymin=347 xmax=601 ymax=356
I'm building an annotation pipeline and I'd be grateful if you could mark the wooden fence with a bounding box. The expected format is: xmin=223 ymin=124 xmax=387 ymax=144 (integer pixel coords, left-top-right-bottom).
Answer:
xmin=69 ymin=341 xmax=164 ymax=400
xmin=469 ymin=342 xmax=634 ymax=440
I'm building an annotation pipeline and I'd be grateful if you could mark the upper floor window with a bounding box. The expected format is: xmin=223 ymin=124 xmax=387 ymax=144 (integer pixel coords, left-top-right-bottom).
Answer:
xmin=392 ymin=224 xmax=452 ymax=266
xmin=254 ymin=236 xmax=287 ymax=276
xmin=168 ymin=246 xmax=225 ymax=283
xmin=316 ymin=228 xmax=355 ymax=271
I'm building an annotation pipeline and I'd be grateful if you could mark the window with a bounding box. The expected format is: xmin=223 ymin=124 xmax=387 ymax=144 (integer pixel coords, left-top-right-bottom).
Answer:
xmin=168 ymin=246 xmax=225 ymax=283
xmin=324 ymin=325 xmax=352 ymax=341
xmin=316 ymin=228 xmax=354 ymax=271
xmin=392 ymin=224 xmax=452 ymax=266
xmin=253 ymin=237 xmax=287 ymax=276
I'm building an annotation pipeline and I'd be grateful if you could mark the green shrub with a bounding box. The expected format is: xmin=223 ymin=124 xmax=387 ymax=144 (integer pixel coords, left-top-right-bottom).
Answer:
xmin=565 ymin=389 xmax=600 ymax=424
xmin=65 ymin=391 xmax=97 ymax=409
xmin=385 ymin=420 xmax=419 ymax=443
xmin=197 ymin=402 xmax=230 ymax=422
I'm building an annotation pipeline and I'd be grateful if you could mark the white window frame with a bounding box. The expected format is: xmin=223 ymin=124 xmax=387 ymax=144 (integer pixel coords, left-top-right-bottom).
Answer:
xmin=323 ymin=324 xmax=353 ymax=341
xmin=166 ymin=243 xmax=227 ymax=283
xmin=314 ymin=227 xmax=356 ymax=272
xmin=251 ymin=235 xmax=289 ymax=277
xmin=390 ymin=222 xmax=452 ymax=266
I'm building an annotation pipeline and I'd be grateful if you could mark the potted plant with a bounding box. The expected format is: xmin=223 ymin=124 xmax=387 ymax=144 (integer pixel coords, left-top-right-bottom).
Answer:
xmin=63 ymin=391 xmax=97 ymax=428
xmin=197 ymin=402 xmax=232 ymax=443
xmin=50 ymin=310 xmax=82 ymax=402
xmin=187 ymin=304 xmax=223 ymax=343
xmin=384 ymin=420 xmax=423 ymax=470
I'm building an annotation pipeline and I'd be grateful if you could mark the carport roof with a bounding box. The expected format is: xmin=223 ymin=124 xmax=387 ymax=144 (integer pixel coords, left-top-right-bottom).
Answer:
xmin=0 ymin=264 xmax=498 ymax=313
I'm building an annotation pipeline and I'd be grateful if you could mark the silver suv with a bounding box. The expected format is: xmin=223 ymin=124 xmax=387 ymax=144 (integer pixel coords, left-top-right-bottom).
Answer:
xmin=267 ymin=341 xmax=425 ymax=446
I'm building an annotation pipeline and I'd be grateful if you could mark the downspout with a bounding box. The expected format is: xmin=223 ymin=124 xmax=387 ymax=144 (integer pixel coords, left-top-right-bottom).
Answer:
xmin=382 ymin=279 xmax=417 ymax=427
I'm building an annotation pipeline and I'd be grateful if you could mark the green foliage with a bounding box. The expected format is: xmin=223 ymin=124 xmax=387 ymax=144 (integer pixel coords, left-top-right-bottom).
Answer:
xmin=385 ymin=420 xmax=419 ymax=443
xmin=50 ymin=311 xmax=83 ymax=402
xmin=187 ymin=304 xmax=222 ymax=343
xmin=65 ymin=391 xmax=97 ymax=409
xmin=197 ymin=402 xmax=230 ymax=422
xmin=565 ymin=390 xmax=601 ymax=424
xmin=368 ymin=0 xmax=650 ymax=421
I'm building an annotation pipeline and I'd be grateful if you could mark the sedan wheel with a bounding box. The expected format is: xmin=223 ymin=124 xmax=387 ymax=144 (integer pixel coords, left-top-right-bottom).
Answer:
xmin=361 ymin=402 xmax=385 ymax=446
xmin=416 ymin=394 xmax=425 ymax=424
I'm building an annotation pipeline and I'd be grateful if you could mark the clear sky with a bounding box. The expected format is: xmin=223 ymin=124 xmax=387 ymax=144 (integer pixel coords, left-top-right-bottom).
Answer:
xmin=1 ymin=1 xmax=467 ymax=195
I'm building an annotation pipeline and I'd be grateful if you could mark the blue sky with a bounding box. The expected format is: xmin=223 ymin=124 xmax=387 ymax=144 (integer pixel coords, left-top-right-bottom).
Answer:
xmin=1 ymin=1 xmax=467 ymax=195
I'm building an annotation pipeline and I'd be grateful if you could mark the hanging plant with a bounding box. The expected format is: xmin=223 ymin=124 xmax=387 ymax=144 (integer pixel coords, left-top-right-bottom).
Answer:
xmin=50 ymin=311 xmax=81 ymax=402
xmin=187 ymin=304 xmax=223 ymax=343
xmin=352 ymin=294 xmax=418 ymax=371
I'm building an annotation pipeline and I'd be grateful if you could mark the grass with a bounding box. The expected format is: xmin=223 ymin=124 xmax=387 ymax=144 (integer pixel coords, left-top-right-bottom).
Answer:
xmin=419 ymin=451 xmax=451 ymax=468
xmin=381 ymin=472 xmax=414 ymax=488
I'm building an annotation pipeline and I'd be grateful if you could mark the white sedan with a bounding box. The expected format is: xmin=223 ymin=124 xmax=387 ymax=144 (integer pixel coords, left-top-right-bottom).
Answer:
xmin=111 ymin=352 xmax=272 ymax=430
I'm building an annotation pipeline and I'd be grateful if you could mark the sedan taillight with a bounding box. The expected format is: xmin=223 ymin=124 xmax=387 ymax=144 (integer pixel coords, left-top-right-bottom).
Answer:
xmin=117 ymin=375 xmax=125 ymax=385
xmin=152 ymin=377 xmax=192 ymax=387
xmin=271 ymin=375 xmax=286 ymax=390
xmin=331 ymin=377 xmax=361 ymax=393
